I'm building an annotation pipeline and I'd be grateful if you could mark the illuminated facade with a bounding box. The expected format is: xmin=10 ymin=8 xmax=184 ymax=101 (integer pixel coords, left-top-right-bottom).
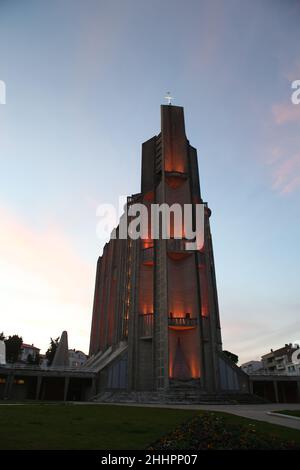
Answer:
xmin=89 ymin=105 xmax=248 ymax=395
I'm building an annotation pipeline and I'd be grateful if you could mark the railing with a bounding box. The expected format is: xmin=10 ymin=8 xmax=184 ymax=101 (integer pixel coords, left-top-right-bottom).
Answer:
xmin=139 ymin=313 xmax=154 ymax=338
xmin=168 ymin=317 xmax=197 ymax=328
xmin=165 ymin=170 xmax=188 ymax=179
xmin=0 ymin=363 xmax=44 ymax=370
xmin=250 ymin=369 xmax=300 ymax=376
xmin=167 ymin=238 xmax=187 ymax=252
xmin=138 ymin=314 xmax=198 ymax=336
xmin=0 ymin=363 xmax=94 ymax=373
xmin=167 ymin=238 xmax=198 ymax=254
xmin=127 ymin=193 xmax=141 ymax=205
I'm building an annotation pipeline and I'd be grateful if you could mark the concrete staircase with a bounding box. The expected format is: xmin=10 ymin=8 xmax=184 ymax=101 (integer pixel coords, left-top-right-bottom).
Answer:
xmin=91 ymin=387 xmax=267 ymax=405
xmin=164 ymin=388 xmax=267 ymax=404
xmin=91 ymin=390 xmax=163 ymax=404
xmin=81 ymin=341 xmax=127 ymax=373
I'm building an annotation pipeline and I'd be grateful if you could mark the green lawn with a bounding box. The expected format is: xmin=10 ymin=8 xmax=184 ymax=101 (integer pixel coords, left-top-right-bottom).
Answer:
xmin=1 ymin=404 xmax=300 ymax=450
xmin=219 ymin=411 xmax=300 ymax=445
xmin=276 ymin=410 xmax=300 ymax=418
xmin=0 ymin=404 xmax=196 ymax=450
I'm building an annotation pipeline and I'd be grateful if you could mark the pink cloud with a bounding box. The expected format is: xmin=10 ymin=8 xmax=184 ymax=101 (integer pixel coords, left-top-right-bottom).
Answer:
xmin=272 ymin=102 xmax=300 ymax=125
xmin=0 ymin=206 xmax=93 ymax=306
xmin=0 ymin=205 xmax=94 ymax=352
xmin=264 ymin=98 xmax=300 ymax=194
xmin=272 ymin=154 xmax=300 ymax=194
xmin=284 ymin=61 xmax=300 ymax=82
xmin=266 ymin=146 xmax=283 ymax=165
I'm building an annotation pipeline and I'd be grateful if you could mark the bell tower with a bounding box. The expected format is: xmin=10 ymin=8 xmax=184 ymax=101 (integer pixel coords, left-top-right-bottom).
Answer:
xmin=89 ymin=104 xmax=249 ymax=397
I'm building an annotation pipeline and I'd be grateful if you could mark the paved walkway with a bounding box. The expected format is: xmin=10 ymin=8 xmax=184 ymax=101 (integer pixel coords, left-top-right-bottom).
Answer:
xmin=193 ymin=403 xmax=300 ymax=431
xmin=92 ymin=402 xmax=300 ymax=431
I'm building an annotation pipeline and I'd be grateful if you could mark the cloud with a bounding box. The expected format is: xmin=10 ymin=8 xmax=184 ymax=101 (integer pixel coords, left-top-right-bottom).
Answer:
xmin=264 ymin=144 xmax=300 ymax=195
xmin=272 ymin=154 xmax=300 ymax=194
xmin=284 ymin=61 xmax=300 ymax=82
xmin=272 ymin=102 xmax=300 ymax=125
xmin=264 ymin=98 xmax=300 ymax=194
xmin=0 ymin=205 xmax=94 ymax=352
xmin=222 ymin=318 xmax=300 ymax=364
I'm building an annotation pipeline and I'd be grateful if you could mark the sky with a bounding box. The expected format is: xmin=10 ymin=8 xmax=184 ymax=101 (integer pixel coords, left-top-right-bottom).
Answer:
xmin=0 ymin=0 xmax=299 ymax=363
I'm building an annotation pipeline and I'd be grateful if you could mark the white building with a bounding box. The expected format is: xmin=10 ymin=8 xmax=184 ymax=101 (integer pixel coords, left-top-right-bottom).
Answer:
xmin=241 ymin=360 xmax=263 ymax=375
xmin=242 ymin=344 xmax=300 ymax=376
xmin=261 ymin=344 xmax=300 ymax=375
xmin=19 ymin=343 xmax=40 ymax=363
xmin=68 ymin=349 xmax=87 ymax=368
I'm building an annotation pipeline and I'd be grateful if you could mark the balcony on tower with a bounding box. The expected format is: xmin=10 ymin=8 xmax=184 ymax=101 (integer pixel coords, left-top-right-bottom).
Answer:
xmin=165 ymin=170 xmax=188 ymax=189
xmin=168 ymin=313 xmax=197 ymax=330
xmin=167 ymin=238 xmax=194 ymax=260
xmin=127 ymin=193 xmax=142 ymax=205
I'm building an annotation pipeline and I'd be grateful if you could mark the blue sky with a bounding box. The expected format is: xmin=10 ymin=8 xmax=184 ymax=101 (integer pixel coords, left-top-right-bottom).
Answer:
xmin=0 ymin=0 xmax=299 ymax=362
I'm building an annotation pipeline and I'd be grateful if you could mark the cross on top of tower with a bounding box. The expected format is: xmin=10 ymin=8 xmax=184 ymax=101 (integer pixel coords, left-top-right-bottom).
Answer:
xmin=164 ymin=92 xmax=173 ymax=105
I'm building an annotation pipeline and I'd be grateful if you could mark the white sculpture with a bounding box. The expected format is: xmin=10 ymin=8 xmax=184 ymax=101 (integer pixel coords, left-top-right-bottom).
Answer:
xmin=0 ymin=340 xmax=6 ymax=365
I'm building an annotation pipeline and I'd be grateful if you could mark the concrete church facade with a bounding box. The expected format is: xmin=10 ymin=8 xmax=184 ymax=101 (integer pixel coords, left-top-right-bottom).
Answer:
xmin=88 ymin=104 xmax=249 ymax=399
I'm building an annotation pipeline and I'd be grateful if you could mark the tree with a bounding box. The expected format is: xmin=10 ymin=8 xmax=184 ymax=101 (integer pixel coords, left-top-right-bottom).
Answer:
xmin=34 ymin=351 xmax=41 ymax=365
xmin=45 ymin=337 xmax=60 ymax=366
xmin=0 ymin=332 xmax=5 ymax=341
xmin=27 ymin=352 xmax=40 ymax=365
xmin=223 ymin=350 xmax=239 ymax=365
xmin=27 ymin=353 xmax=33 ymax=364
xmin=5 ymin=335 xmax=23 ymax=363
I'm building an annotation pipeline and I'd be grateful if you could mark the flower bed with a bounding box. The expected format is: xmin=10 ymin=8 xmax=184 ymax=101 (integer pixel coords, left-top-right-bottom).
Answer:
xmin=148 ymin=412 xmax=300 ymax=450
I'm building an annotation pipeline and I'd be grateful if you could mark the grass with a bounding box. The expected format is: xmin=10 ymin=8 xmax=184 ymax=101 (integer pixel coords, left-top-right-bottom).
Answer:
xmin=0 ymin=403 xmax=196 ymax=450
xmin=275 ymin=410 xmax=300 ymax=418
xmin=1 ymin=404 xmax=300 ymax=450
xmin=218 ymin=411 xmax=300 ymax=445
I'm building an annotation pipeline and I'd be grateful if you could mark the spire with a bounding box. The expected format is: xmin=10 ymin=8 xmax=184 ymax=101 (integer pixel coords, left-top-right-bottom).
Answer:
xmin=51 ymin=331 xmax=69 ymax=369
xmin=0 ymin=340 xmax=6 ymax=365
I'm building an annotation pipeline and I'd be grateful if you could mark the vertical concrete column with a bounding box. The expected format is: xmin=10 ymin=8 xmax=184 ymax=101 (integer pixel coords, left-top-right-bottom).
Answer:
xmin=86 ymin=377 xmax=97 ymax=400
xmin=296 ymin=380 xmax=300 ymax=403
xmin=282 ymin=383 xmax=287 ymax=403
xmin=249 ymin=379 xmax=254 ymax=394
xmin=273 ymin=380 xmax=279 ymax=403
xmin=4 ymin=373 xmax=14 ymax=399
xmin=35 ymin=376 xmax=42 ymax=400
xmin=3 ymin=374 xmax=9 ymax=398
xmin=91 ymin=377 xmax=97 ymax=398
xmin=64 ymin=377 xmax=70 ymax=401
